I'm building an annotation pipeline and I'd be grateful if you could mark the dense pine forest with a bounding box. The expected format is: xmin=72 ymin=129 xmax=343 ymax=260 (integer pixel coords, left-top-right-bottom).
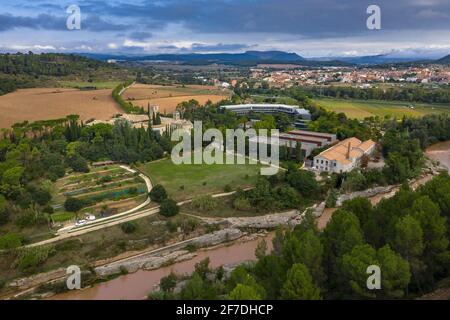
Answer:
xmin=151 ymin=173 xmax=449 ymax=300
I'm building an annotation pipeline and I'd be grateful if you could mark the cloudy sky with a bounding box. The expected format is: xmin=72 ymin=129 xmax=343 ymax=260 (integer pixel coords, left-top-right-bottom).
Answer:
xmin=0 ymin=0 xmax=449 ymax=58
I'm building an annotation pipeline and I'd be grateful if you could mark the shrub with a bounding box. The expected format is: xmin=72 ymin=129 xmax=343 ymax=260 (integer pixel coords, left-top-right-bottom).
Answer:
xmin=120 ymin=221 xmax=137 ymax=234
xmin=160 ymin=273 xmax=177 ymax=292
xmin=165 ymin=220 xmax=178 ymax=233
xmin=42 ymin=205 xmax=54 ymax=214
xmin=160 ymin=199 xmax=180 ymax=217
xmin=14 ymin=245 xmax=55 ymax=271
xmin=64 ymin=197 xmax=84 ymax=212
xmin=100 ymin=175 xmax=113 ymax=184
xmin=31 ymin=189 xmax=52 ymax=206
xmin=68 ymin=155 xmax=90 ymax=173
xmin=224 ymin=184 xmax=232 ymax=192
xmin=0 ymin=195 xmax=9 ymax=225
xmin=0 ymin=232 xmax=22 ymax=250
xmin=149 ymin=185 xmax=168 ymax=203
xmin=325 ymin=190 xmax=338 ymax=208
xmin=233 ymin=197 xmax=252 ymax=211
xmin=191 ymin=195 xmax=218 ymax=212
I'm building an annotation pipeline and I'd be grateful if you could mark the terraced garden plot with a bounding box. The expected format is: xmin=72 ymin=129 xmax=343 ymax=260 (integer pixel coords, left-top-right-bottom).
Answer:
xmin=50 ymin=165 xmax=148 ymax=222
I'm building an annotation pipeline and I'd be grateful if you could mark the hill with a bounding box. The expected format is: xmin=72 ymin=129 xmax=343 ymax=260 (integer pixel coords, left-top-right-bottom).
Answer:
xmin=82 ymin=50 xmax=304 ymax=64
xmin=0 ymin=52 xmax=133 ymax=95
xmin=80 ymin=51 xmax=351 ymax=67
xmin=436 ymin=54 xmax=450 ymax=64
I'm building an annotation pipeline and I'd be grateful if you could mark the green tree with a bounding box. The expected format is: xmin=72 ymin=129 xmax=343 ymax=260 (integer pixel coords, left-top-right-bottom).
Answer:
xmin=377 ymin=245 xmax=411 ymax=298
xmin=394 ymin=215 xmax=424 ymax=262
xmin=180 ymin=273 xmax=207 ymax=300
xmin=64 ymin=197 xmax=84 ymax=213
xmin=31 ymin=188 xmax=52 ymax=206
xmin=67 ymin=155 xmax=89 ymax=173
xmin=159 ymin=198 xmax=179 ymax=217
xmin=160 ymin=272 xmax=177 ymax=293
xmin=282 ymin=230 xmax=325 ymax=286
xmin=226 ymin=265 xmax=266 ymax=299
xmin=229 ymin=284 xmax=262 ymax=300
xmin=341 ymin=197 xmax=374 ymax=236
xmin=1 ymin=166 xmax=24 ymax=195
xmin=342 ymin=170 xmax=367 ymax=192
xmin=287 ymin=170 xmax=319 ymax=197
xmin=120 ymin=221 xmax=137 ymax=234
xmin=340 ymin=244 xmax=379 ymax=298
xmin=281 ymin=263 xmax=321 ymax=300
xmin=410 ymin=196 xmax=449 ymax=278
xmin=149 ymin=184 xmax=168 ymax=203
xmin=322 ymin=210 xmax=364 ymax=281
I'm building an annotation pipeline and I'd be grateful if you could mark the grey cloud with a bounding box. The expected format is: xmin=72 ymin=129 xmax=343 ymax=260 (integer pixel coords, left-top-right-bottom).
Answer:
xmin=0 ymin=12 xmax=131 ymax=32
xmin=84 ymin=0 xmax=450 ymax=37
xmin=127 ymin=31 xmax=153 ymax=40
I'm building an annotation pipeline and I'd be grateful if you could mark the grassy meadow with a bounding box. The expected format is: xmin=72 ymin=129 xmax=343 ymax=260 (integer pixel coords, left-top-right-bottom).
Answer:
xmin=314 ymin=97 xmax=450 ymax=119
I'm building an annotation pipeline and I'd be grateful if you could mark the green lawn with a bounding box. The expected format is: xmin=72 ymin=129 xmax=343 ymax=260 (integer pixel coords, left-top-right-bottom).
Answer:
xmin=139 ymin=156 xmax=263 ymax=201
xmin=314 ymin=97 xmax=450 ymax=120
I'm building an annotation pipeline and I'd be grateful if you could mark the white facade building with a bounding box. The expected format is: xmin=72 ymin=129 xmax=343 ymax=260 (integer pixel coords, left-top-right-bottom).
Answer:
xmin=313 ymin=137 xmax=376 ymax=173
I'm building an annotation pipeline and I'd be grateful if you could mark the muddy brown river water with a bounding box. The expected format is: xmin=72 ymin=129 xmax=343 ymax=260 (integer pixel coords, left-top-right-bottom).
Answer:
xmin=52 ymin=234 xmax=274 ymax=300
xmin=51 ymin=141 xmax=450 ymax=300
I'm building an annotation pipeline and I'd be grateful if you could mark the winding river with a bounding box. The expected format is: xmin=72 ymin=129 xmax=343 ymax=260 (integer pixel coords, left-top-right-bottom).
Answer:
xmin=51 ymin=141 xmax=450 ymax=300
xmin=52 ymin=234 xmax=275 ymax=300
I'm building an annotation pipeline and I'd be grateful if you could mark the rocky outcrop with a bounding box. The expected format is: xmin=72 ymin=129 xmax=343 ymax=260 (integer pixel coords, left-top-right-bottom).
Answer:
xmin=191 ymin=228 xmax=243 ymax=247
xmin=7 ymin=268 xmax=66 ymax=289
xmin=224 ymin=210 xmax=302 ymax=229
xmin=95 ymin=250 xmax=196 ymax=277
xmin=313 ymin=202 xmax=326 ymax=218
xmin=335 ymin=186 xmax=396 ymax=207
xmin=94 ymin=228 xmax=244 ymax=277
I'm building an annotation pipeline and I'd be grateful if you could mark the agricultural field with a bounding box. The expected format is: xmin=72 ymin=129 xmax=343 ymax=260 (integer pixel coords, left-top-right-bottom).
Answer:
xmin=314 ymin=97 xmax=450 ymax=119
xmin=50 ymin=165 xmax=148 ymax=225
xmin=0 ymin=88 xmax=121 ymax=128
xmin=139 ymin=155 xmax=263 ymax=202
xmin=123 ymin=84 xmax=230 ymax=113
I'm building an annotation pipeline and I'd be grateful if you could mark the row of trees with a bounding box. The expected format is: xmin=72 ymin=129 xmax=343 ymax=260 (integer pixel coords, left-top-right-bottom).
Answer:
xmin=111 ymin=81 xmax=145 ymax=114
xmin=0 ymin=53 xmax=118 ymax=78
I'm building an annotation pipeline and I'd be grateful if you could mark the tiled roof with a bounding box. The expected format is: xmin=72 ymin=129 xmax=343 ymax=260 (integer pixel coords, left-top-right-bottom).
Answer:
xmin=316 ymin=137 xmax=375 ymax=165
